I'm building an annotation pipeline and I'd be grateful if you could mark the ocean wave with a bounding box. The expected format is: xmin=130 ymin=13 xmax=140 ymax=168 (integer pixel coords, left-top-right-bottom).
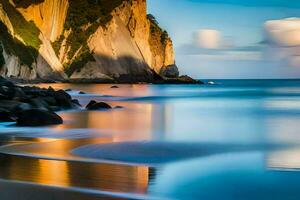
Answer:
xmin=71 ymin=141 xmax=291 ymax=165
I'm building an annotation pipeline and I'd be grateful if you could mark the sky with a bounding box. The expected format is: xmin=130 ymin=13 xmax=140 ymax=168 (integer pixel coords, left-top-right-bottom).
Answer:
xmin=148 ymin=0 xmax=300 ymax=79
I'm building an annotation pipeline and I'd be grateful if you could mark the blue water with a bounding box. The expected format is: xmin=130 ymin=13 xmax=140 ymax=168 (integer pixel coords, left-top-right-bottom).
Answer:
xmin=1 ymin=79 xmax=300 ymax=200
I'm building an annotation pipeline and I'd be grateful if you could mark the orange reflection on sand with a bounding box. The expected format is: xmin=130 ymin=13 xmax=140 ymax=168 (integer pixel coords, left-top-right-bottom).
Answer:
xmin=0 ymin=156 xmax=151 ymax=194
xmin=56 ymin=103 xmax=154 ymax=142
xmin=37 ymin=159 xmax=70 ymax=187
xmin=34 ymin=83 xmax=152 ymax=97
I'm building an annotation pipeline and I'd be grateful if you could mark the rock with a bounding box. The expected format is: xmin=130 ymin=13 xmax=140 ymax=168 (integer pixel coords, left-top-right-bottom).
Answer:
xmin=12 ymin=87 xmax=27 ymax=100
xmin=0 ymin=109 xmax=14 ymax=122
xmin=0 ymin=86 xmax=16 ymax=99
xmin=42 ymin=96 xmax=57 ymax=106
xmin=86 ymin=100 xmax=112 ymax=110
xmin=65 ymin=89 xmax=72 ymax=92
xmin=86 ymin=100 xmax=97 ymax=108
xmin=54 ymin=89 xmax=72 ymax=100
xmin=159 ymin=65 xmax=179 ymax=78
xmin=0 ymin=100 xmax=22 ymax=111
xmin=111 ymin=86 xmax=119 ymax=89
xmin=11 ymin=103 xmax=32 ymax=115
xmin=177 ymin=75 xmax=203 ymax=84
xmin=16 ymin=109 xmax=63 ymax=127
xmin=71 ymin=99 xmax=81 ymax=107
xmin=160 ymin=75 xmax=203 ymax=84
xmin=115 ymin=106 xmax=124 ymax=109
xmin=0 ymin=93 xmax=9 ymax=100
xmin=49 ymin=106 xmax=61 ymax=112
xmin=52 ymin=89 xmax=73 ymax=109
xmin=0 ymin=77 xmax=14 ymax=87
xmin=29 ymin=98 xmax=49 ymax=110
xmin=79 ymin=91 xmax=86 ymax=94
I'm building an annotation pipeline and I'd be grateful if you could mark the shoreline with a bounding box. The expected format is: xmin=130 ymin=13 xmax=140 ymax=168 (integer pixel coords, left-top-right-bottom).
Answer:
xmin=5 ymin=76 xmax=204 ymax=85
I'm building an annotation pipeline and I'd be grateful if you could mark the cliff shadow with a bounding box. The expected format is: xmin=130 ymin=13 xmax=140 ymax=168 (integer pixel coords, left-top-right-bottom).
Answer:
xmin=69 ymin=53 xmax=163 ymax=83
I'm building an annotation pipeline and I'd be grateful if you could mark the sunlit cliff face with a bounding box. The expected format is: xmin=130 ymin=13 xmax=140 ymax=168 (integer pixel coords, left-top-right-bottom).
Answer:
xmin=0 ymin=0 xmax=176 ymax=80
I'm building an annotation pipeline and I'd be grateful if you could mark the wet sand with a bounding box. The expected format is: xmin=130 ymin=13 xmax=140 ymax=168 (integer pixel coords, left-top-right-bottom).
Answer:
xmin=0 ymin=154 xmax=155 ymax=200
xmin=1 ymin=82 xmax=300 ymax=199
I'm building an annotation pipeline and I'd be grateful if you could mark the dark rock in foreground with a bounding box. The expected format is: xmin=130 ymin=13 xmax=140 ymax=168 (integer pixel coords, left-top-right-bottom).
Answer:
xmin=16 ymin=109 xmax=63 ymax=127
xmin=86 ymin=100 xmax=112 ymax=110
xmin=0 ymin=109 xmax=14 ymax=122
xmin=0 ymin=76 xmax=80 ymax=126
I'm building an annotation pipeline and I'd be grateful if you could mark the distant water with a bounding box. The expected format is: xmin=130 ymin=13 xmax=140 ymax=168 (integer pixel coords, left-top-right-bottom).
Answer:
xmin=1 ymin=79 xmax=300 ymax=200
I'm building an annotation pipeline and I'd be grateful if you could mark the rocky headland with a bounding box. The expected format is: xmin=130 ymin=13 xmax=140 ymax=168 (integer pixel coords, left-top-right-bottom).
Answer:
xmin=0 ymin=0 xmax=200 ymax=84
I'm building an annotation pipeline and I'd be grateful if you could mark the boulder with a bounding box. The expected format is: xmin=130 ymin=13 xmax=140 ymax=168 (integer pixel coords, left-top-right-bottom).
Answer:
xmin=111 ymin=85 xmax=119 ymax=89
xmin=0 ymin=77 xmax=14 ymax=87
xmin=159 ymin=65 xmax=179 ymax=78
xmin=0 ymin=109 xmax=14 ymax=122
xmin=29 ymin=98 xmax=49 ymax=110
xmin=52 ymin=89 xmax=73 ymax=109
xmin=16 ymin=109 xmax=63 ymax=127
xmin=71 ymin=99 xmax=81 ymax=107
xmin=0 ymin=93 xmax=9 ymax=100
xmin=11 ymin=103 xmax=32 ymax=116
xmin=54 ymin=89 xmax=72 ymax=101
xmin=42 ymin=96 xmax=57 ymax=106
xmin=0 ymin=100 xmax=22 ymax=111
xmin=86 ymin=100 xmax=97 ymax=108
xmin=86 ymin=100 xmax=112 ymax=110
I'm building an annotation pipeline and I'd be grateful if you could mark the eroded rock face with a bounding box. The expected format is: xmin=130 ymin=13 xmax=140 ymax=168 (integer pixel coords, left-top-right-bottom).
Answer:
xmin=0 ymin=0 xmax=177 ymax=82
xmin=16 ymin=0 xmax=69 ymax=42
xmin=160 ymin=64 xmax=179 ymax=78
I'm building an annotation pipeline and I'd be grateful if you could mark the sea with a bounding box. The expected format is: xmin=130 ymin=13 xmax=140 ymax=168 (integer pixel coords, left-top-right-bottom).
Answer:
xmin=0 ymin=79 xmax=300 ymax=200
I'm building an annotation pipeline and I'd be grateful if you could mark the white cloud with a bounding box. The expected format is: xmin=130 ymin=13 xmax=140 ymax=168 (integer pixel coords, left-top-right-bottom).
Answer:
xmin=264 ymin=18 xmax=300 ymax=67
xmin=265 ymin=18 xmax=300 ymax=47
xmin=195 ymin=29 xmax=221 ymax=49
xmin=178 ymin=29 xmax=263 ymax=62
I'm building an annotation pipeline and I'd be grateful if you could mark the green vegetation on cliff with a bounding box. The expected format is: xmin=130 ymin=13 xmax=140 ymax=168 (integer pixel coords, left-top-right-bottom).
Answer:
xmin=12 ymin=0 xmax=44 ymax=8
xmin=0 ymin=0 xmax=41 ymax=50
xmin=53 ymin=0 xmax=125 ymax=76
xmin=0 ymin=22 xmax=38 ymax=67
xmin=65 ymin=51 xmax=95 ymax=77
xmin=147 ymin=14 xmax=170 ymax=63
xmin=148 ymin=14 xmax=169 ymax=45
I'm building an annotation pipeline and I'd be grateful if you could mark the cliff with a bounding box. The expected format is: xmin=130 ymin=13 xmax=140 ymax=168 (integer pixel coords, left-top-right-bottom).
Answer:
xmin=0 ymin=0 xmax=179 ymax=82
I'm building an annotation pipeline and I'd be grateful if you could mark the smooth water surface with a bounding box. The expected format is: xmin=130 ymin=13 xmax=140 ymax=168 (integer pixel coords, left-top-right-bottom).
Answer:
xmin=1 ymin=79 xmax=300 ymax=199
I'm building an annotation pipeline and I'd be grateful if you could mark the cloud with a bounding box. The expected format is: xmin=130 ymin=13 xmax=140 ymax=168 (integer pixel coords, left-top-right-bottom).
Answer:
xmin=195 ymin=29 xmax=221 ymax=49
xmin=264 ymin=18 xmax=300 ymax=67
xmin=265 ymin=18 xmax=300 ymax=47
xmin=178 ymin=29 xmax=263 ymax=61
